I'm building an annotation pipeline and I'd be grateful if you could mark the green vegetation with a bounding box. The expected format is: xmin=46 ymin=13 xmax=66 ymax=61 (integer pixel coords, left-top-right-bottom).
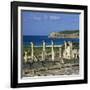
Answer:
xmin=23 ymin=45 xmax=59 ymax=56
xmin=72 ymin=42 xmax=79 ymax=49
xmin=59 ymin=30 xmax=79 ymax=34
xmin=60 ymin=42 xmax=79 ymax=53
xmin=23 ymin=42 xmax=79 ymax=57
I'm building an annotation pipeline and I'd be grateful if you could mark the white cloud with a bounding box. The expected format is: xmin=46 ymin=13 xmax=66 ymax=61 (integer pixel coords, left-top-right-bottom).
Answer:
xmin=32 ymin=15 xmax=61 ymax=21
xmin=33 ymin=16 xmax=41 ymax=20
xmin=49 ymin=15 xmax=61 ymax=20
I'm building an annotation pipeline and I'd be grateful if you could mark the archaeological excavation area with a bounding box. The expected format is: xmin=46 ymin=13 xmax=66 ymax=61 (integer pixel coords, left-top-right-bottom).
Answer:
xmin=22 ymin=41 xmax=79 ymax=77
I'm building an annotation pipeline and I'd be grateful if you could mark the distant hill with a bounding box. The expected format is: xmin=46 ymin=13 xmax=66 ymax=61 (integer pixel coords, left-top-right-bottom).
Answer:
xmin=59 ymin=30 xmax=79 ymax=34
xmin=49 ymin=30 xmax=79 ymax=38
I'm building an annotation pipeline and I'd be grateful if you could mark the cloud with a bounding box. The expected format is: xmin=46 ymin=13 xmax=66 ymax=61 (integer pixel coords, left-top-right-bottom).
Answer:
xmin=33 ymin=16 xmax=41 ymax=20
xmin=49 ymin=15 xmax=61 ymax=20
xmin=32 ymin=15 xmax=61 ymax=21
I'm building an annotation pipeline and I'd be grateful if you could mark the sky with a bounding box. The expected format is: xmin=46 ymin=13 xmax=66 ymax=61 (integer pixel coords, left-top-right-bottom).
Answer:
xmin=21 ymin=11 xmax=80 ymax=36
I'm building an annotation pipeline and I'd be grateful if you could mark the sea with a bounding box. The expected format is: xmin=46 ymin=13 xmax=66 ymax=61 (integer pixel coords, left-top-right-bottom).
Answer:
xmin=23 ymin=36 xmax=79 ymax=46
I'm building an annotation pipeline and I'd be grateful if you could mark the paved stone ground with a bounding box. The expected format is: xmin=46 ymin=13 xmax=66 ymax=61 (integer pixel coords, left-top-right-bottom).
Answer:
xmin=22 ymin=59 xmax=79 ymax=77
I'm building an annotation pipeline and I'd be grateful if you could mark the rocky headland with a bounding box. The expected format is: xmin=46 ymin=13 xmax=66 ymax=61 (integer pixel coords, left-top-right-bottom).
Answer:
xmin=48 ymin=30 xmax=79 ymax=38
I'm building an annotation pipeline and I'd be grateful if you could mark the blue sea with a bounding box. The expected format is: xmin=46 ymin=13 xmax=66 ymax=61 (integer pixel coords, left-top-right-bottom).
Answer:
xmin=23 ymin=36 xmax=79 ymax=46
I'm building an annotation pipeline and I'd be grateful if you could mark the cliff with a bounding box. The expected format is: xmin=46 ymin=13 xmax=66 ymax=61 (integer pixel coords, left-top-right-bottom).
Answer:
xmin=48 ymin=30 xmax=79 ymax=38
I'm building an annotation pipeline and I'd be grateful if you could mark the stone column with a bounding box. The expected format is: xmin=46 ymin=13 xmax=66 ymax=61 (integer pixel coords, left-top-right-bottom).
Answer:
xmin=31 ymin=42 xmax=34 ymax=60
xmin=64 ymin=41 xmax=67 ymax=49
xmin=24 ymin=51 xmax=28 ymax=63
xmin=42 ymin=41 xmax=46 ymax=60
xmin=68 ymin=41 xmax=72 ymax=59
xmin=59 ymin=47 xmax=62 ymax=58
xmin=51 ymin=40 xmax=55 ymax=61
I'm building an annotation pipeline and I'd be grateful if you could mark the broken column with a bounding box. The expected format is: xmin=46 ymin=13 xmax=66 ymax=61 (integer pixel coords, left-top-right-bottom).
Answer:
xmin=31 ymin=42 xmax=34 ymax=60
xmin=64 ymin=41 xmax=67 ymax=49
xmin=24 ymin=51 xmax=28 ymax=63
xmin=59 ymin=47 xmax=64 ymax=63
xmin=68 ymin=41 xmax=72 ymax=59
xmin=51 ymin=40 xmax=55 ymax=61
xmin=42 ymin=40 xmax=46 ymax=61
xmin=59 ymin=47 xmax=62 ymax=58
